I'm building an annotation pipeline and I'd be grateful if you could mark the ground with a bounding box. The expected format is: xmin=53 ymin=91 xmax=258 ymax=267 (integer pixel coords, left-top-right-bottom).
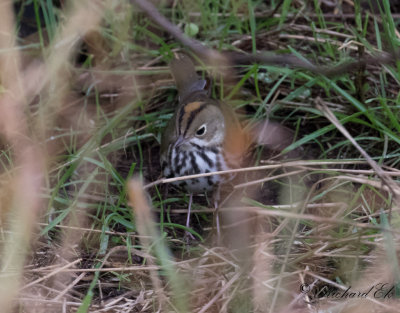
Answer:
xmin=0 ymin=0 xmax=399 ymax=312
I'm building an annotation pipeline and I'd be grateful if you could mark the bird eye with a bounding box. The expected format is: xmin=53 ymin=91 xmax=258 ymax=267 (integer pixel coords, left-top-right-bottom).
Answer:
xmin=195 ymin=125 xmax=207 ymax=136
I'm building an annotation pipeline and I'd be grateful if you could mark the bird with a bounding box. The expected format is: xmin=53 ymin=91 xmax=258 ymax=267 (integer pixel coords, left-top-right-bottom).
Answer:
xmin=160 ymin=54 xmax=251 ymax=236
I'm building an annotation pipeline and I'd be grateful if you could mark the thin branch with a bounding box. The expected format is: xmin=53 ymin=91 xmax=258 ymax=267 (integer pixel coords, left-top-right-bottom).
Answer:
xmin=131 ymin=0 xmax=397 ymax=78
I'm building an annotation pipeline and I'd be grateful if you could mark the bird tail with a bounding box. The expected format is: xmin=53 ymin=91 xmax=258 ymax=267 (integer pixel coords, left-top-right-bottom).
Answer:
xmin=170 ymin=54 xmax=208 ymax=102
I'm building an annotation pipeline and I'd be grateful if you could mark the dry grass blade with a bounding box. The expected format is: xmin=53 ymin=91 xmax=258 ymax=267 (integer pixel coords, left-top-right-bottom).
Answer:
xmin=127 ymin=178 xmax=166 ymax=311
xmin=223 ymin=206 xmax=400 ymax=234
xmin=0 ymin=2 xmax=44 ymax=312
xmin=0 ymin=1 xmax=108 ymax=311
xmin=20 ymin=258 xmax=82 ymax=291
xmin=0 ymin=0 xmax=398 ymax=311
xmin=144 ymin=160 xmax=363 ymax=189
xmin=128 ymin=178 xmax=191 ymax=312
xmin=234 ymin=169 xmax=305 ymax=189
xmin=198 ymin=271 xmax=241 ymax=313
xmin=252 ymin=233 xmax=274 ymax=313
xmin=316 ymin=97 xmax=400 ymax=205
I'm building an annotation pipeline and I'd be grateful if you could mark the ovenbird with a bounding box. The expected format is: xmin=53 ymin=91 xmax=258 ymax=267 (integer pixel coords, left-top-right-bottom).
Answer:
xmin=160 ymin=54 xmax=251 ymax=232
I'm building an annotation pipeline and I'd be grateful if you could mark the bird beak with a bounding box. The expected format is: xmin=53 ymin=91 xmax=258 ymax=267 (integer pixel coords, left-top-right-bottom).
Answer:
xmin=174 ymin=135 xmax=185 ymax=148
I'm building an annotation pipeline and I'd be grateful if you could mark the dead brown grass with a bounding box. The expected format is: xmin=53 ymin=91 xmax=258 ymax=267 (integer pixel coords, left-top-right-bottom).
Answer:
xmin=0 ymin=1 xmax=399 ymax=312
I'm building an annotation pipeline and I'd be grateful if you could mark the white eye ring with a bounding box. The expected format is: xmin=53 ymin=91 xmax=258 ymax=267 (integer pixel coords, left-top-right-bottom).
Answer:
xmin=195 ymin=124 xmax=207 ymax=137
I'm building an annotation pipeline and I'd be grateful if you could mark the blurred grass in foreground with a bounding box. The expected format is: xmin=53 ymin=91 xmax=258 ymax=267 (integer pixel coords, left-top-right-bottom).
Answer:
xmin=0 ymin=0 xmax=399 ymax=312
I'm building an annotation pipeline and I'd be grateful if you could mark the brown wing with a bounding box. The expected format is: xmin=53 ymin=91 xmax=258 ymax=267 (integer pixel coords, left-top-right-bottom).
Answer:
xmin=219 ymin=102 xmax=252 ymax=168
xmin=160 ymin=112 xmax=177 ymax=163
